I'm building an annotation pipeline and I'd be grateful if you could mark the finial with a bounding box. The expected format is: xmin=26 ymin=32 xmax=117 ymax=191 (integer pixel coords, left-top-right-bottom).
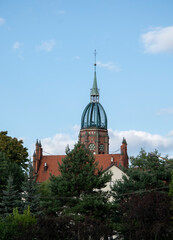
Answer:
xmin=39 ymin=140 xmax=42 ymax=147
xmin=94 ymin=49 xmax=97 ymax=72
xmin=90 ymin=49 xmax=99 ymax=102
xmin=122 ymin=138 xmax=127 ymax=145
xmin=33 ymin=151 xmax=36 ymax=157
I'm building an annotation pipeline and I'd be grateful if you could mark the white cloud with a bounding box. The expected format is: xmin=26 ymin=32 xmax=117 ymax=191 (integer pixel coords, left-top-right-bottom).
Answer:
xmin=157 ymin=107 xmax=173 ymax=115
xmin=13 ymin=41 xmax=23 ymax=50
xmin=72 ymin=124 xmax=80 ymax=132
xmin=39 ymin=126 xmax=173 ymax=158
xmin=97 ymin=61 xmax=121 ymax=72
xmin=41 ymin=134 xmax=76 ymax=155
xmin=168 ymin=130 xmax=173 ymax=137
xmin=141 ymin=26 xmax=173 ymax=53
xmin=0 ymin=18 xmax=5 ymax=25
xmin=109 ymin=129 xmax=173 ymax=157
xmin=37 ymin=39 xmax=56 ymax=52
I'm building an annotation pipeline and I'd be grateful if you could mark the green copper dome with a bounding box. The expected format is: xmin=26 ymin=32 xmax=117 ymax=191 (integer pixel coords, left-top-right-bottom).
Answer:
xmin=81 ymin=102 xmax=107 ymax=129
xmin=81 ymin=63 xmax=107 ymax=130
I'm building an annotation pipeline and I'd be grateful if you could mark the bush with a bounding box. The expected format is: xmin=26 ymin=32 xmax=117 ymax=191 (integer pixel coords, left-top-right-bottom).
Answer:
xmin=0 ymin=206 xmax=36 ymax=240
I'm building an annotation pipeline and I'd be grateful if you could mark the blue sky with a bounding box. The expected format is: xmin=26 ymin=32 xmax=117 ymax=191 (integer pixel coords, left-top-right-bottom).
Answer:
xmin=1 ymin=0 xmax=173 ymax=158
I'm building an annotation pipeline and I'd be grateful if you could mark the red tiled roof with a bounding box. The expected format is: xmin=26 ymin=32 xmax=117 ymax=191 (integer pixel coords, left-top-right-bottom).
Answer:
xmin=36 ymin=155 xmax=65 ymax=183
xmin=36 ymin=154 xmax=122 ymax=183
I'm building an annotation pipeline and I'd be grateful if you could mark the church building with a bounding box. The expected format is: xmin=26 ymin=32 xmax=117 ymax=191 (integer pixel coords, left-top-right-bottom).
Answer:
xmin=33 ymin=57 xmax=128 ymax=183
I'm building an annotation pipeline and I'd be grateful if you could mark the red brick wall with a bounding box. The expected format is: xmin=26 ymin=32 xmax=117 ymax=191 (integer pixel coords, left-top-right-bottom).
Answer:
xmin=79 ymin=128 xmax=109 ymax=154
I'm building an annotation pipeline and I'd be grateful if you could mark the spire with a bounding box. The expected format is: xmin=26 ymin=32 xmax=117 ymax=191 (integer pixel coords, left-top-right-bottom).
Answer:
xmin=122 ymin=137 xmax=127 ymax=145
xmin=33 ymin=151 xmax=36 ymax=157
xmin=90 ymin=50 xmax=99 ymax=102
xmin=36 ymin=139 xmax=39 ymax=146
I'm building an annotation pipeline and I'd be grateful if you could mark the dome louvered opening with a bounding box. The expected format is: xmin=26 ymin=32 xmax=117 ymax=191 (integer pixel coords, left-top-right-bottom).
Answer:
xmin=81 ymin=102 xmax=107 ymax=130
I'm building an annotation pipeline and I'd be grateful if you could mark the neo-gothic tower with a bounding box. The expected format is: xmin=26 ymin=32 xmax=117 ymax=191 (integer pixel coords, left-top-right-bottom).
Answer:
xmin=79 ymin=61 xmax=109 ymax=154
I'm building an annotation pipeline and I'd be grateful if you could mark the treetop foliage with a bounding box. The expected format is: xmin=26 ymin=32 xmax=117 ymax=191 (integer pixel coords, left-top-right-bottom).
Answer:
xmin=0 ymin=131 xmax=28 ymax=169
xmin=0 ymin=151 xmax=25 ymax=195
xmin=49 ymin=142 xmax=112 ymax=220
xmin=21 ymin=161 xmax=40 ymax=215
xmin=111 ymin=149 xmax=173 ymax=239
xmin=0 ymin=175 xmax=20 ymax=217
xmin=112 ymin=149 xmax=173 ymax=202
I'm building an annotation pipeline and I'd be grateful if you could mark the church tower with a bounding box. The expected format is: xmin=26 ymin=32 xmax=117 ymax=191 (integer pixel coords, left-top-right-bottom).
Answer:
xmin=79 ymin=51 xmax=109 ymax=154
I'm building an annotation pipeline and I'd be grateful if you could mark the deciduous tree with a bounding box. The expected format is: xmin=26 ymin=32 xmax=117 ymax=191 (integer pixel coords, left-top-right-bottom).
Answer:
xmin=0 ymin=131 xmax=28 ymax=169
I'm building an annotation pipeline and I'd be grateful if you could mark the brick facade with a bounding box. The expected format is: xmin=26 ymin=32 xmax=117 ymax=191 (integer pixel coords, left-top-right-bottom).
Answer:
xmin=79 ymin=128 xmax=109 ymax=154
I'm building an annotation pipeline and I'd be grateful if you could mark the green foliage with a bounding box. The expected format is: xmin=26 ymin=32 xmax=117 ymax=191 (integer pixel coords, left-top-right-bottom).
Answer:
xmin=0 ymin=207 xmax=36 ymax=240
xmin=21 ymin=161 xmax=40 ymax=215
xmin=0 ymin=176 xmax=20 ymax=217
xmin=0 ymin=131 xmax=27 ymax=197
xmin=0 ymin=131 xmax=28 ymax=169
xmin=49 ymin=142 xmax=112 ymax=221
xmin=112 ymin=149 xmax=173 ymax=202
xmin=39 ymin=180 xmax=53 ymax=214
xmin=0 ymin=152 xmax=8 ymax=193
xmin=12 ymin=206 xmax=36 ymax=227
xmin=8 ymin=161 xmax=25 ymax=193
xmin=26 ymin=215 xmax=112 ymax=240
xmin=111 ymin=149 xmax=173 ymax=239
xmin=119 ymin=192 xmax=173 ymax=240
xmin=0 ymin=153 xmax=25 ymax=196
xmin=39 ymin=180 xmax=51 ymax=196
xmin=169 ymin=170 xmax=173 ymax=198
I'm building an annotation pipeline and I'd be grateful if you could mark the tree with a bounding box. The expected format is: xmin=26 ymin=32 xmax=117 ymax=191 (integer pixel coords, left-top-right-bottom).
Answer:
xmin=112 ymin=149 xmax=173 ymax=202
xmin=111 ymin=149 xmax=173 ymax=239
xmin=169 ymin=170 xmax=173 ymax=198
xmin=49 ymin=142 xmax=112 ymax=221
xmin=0 ymin=207 xmax=36 ymax=240
xmin=39 ymin=180 xmax=52 ymax=214
xmin=0 ymin=176 xmax=20 ymax=217
xmin=0 ymin=131 xmax=28 ymax=169
xmin=0 ymin=152 xmax=8 ymax=193
xmin=119 ymin=191 xmax=172 ymax=240
xmin=21 ymin=161 xmax=40 ymax=215
xmin=0 ymin=152 xmax=25 ymax=195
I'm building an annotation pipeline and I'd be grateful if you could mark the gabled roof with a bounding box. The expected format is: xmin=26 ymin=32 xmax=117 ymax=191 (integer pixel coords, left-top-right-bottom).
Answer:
xmin=36 ymin=153 xmax=123 ymax=183
xmin=36 ymin=155 xmax=65 ymax=182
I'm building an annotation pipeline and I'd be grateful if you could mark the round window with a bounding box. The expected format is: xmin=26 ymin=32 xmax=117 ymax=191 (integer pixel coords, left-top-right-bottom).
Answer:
xmin=88 ymin=143 xmax=96 ymax=150
xmin=99 ymin=144 xmax=104 ymax=151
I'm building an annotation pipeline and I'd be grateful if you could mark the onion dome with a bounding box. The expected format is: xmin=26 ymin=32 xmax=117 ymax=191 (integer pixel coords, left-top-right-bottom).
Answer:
xmin=81 ymin=102 xmax=107 ymax=129
xmin=81 ymin=56 xmax=107 ymax=130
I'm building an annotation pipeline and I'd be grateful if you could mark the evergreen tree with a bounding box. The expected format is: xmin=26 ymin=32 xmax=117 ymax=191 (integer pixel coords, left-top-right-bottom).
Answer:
xmin=0 ymin=151 xmax=25 ymax=195
xmin=39 ymin=180 xmax=52 ymax=214
xmin=111 ymin=149 xmax=173 ymax=239
xmin=21 ymin=161 xmax=40 ymax=215
xmin=169 ymin=170 xmax=173 ymax=198
xmin=0 ymin=152 xmax=8 ymax=193
xmin=0 ymin=175 xmax=20 ymax=217
xmin=49 ymin=142 xmax=112 ymax=221
xmin=112 ymin=149 xmax=173 ymax=202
